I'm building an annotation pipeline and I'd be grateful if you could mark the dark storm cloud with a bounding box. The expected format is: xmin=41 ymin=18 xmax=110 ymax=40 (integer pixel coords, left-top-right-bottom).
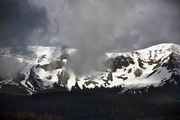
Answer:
xmin=0 ymin=0 xmax=48 ymax=47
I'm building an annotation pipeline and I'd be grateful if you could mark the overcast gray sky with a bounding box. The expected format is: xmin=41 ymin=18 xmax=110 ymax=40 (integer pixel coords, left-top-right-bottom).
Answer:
xmin=31 ymin=0 xmax=180 ymax=51
xmin=0 ymin=0 xmax=180 ymax=50
xmin=1 ymin=0 xmax=180 ymax=74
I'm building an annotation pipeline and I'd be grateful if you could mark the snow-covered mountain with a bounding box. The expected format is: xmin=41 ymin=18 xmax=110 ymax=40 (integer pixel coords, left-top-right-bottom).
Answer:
xmin=0 ymin=43 xmax=180 ymax=94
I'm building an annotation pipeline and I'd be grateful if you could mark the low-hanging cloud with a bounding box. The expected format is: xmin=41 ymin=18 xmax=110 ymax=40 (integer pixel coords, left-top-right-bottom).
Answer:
xmin=32 ymin=0 xmax=180 ymax=74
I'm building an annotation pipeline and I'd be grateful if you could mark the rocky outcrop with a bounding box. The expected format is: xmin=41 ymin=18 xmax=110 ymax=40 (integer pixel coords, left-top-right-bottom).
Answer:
xmin=57 ymin=70 xmax=70 ymax=86
xmin=134 ymin=69 xmax=143 ymax=77
xmin=105 ymin=55 xmax=135 ymax=72
xmin=39 ymin=60 xmax=65 ymax=71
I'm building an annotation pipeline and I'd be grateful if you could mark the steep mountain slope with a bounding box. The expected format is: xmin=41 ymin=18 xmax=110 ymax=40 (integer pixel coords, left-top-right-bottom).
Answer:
xmin=0 ymin=46 xmax=77 ymax=94
xmin=78 ymin=43 xmax=180 ymax=91
xmin=0 ymin=43 xmax=180 ymax=94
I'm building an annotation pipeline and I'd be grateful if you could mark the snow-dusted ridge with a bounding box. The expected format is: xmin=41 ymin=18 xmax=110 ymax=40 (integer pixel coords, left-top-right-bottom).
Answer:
xmin=106 ymin=43 xmax=180 ymax=58
xmin=105 ymin=43 xmax=180 ymax=88
xmin=0 ymin=43 xmax=180 ymax=94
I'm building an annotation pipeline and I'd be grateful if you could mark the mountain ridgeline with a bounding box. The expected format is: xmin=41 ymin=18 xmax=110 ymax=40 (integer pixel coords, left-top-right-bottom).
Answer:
xmin=0 ymin=43 xmax=180 ymax=95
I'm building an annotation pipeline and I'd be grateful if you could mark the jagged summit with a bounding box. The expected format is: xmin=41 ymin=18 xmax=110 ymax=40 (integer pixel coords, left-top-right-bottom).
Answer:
xmin=0 ymin=43 xmax=180 ymax=94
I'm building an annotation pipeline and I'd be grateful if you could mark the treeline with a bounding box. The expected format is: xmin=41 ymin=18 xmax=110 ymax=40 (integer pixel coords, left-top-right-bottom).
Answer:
xmin=0 ymin=77 xmax=180 ymax=120
xmin=0 ymin=88 xmax=180 ymax=120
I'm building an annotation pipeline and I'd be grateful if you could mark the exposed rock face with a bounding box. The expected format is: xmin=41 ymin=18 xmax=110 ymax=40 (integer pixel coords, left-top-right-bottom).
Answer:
xmin=57 ymin=70 xmax=70 ymax=86
xmin=134 ymin=69 xmax=143 ymax=77
xmin=105 ymin=55 xmax=135 ymax=72
xmin=85 ymin=81 xmax=98 ymax=86
xmin=26 ymin=67 xmax=45 ymax=91
xmin=162 ymin=53 xmax=180 ymax=71
xmin=138 ymin=58 xmax=145 ymax=69
xmin=40 ymin=60 xmax=65 ymax=71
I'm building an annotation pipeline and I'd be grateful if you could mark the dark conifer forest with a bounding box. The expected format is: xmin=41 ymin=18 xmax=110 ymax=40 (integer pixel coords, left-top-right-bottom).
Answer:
xmin=0 ymin=82 xmax=180 ymax=120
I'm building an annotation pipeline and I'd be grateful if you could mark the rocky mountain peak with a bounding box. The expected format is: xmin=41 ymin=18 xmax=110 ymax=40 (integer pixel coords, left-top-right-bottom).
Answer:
xmin=0 ymin=43 xmax=180 ymax=95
